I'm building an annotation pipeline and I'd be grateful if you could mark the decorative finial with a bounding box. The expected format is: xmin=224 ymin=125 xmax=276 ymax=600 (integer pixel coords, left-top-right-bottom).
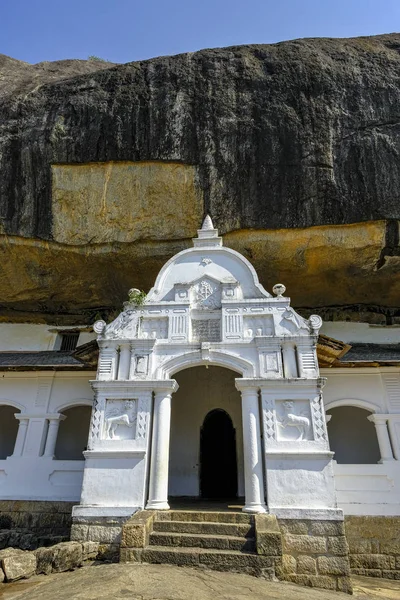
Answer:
xmin=201 ymin=215 xmax=214 ymax=231
xmin=272 ymin=283 xmax=286 ymax=298
xmin=93 ymin=320 xmax=106 ymax=334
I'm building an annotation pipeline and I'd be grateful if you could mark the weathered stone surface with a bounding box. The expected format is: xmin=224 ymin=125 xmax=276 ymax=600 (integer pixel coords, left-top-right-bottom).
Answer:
xmin=284 ymin=574 xmax=336 ymax=590
xmin=34 ymin=547 xmax=54 ymax=575
xmin=351 ymin=568 xmax=383 ymax=577
xmin=0 ymin=548 xmax=36 ymax=581
xmin=317 ymin=556 xmax=351 ymax=576
xmin=348 ymin=538 xmax=380 ymax=555
xmin=121 ymin=510 xmax=155 ymax=548
xmin=345 ymin=516 xmax=400 ymax=540
xmin=81 ymin=541 xmax=99 ymax=561
xmin=87 ymin=525 xmax=121 ymax=544
xmin=350 ymin=554 xmax=395 ymax=570
xmin=380 ymin=538 xmax=400 ymax=555
xmin=255 ymin=514 xmax=282 ymax=556
xmin=2 ymin=36 xmax=400 ymax=322
xmin=51 ymin=541 xmax=83 ymax=573
xmin=1 ymin=563 xmax=392 ymax=600
xmin=97 ymin=543 xmax=120 ymax=562
xmin=70 ymin=524 xmax=89 ymax=542
xmin=336 ymin=576 xmax=353 ymax=593
xmin=309 ymin=521 xmax=344 ymax=537
xmin=282 ymin=534 xmax=326 ymax=554
xmin=142 ymin=547 xmax=199 ymax=567
xmin=382 ymin=570 xmax=400 ymax=580
xmin=327 ymin=536 xmax=349 ymax=556
xmin=153 ymin=520 xmax=250 ymax=537
xmin=278 ymin=520 xmax=308 ymax=535
xmin=280 ymin=554 xmax=296 ymax=575
xmin=296 ymin=555 xmax=317 ymax=575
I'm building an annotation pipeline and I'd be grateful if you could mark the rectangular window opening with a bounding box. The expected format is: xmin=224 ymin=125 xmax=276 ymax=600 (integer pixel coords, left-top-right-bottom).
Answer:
xmin=59 ymin=332 xmax=80 ymax=352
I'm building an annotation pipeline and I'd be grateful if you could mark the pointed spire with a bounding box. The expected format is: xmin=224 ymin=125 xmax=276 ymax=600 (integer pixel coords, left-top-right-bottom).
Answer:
xmin=201 ymin=214 xmax=214 ymax=231
xmin=194 ymin=214 xmax=222 ymax=248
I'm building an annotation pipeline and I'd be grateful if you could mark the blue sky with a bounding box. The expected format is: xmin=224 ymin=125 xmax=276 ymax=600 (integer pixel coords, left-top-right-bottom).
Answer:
xmin=1 ymin=0 xmax=400 ymax=64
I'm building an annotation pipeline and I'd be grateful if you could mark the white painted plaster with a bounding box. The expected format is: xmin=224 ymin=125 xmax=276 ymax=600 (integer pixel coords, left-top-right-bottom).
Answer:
xmin=0 ymin=372 xmax=95 ymax=500
xmin=0 ymin=324 xmax=94 ymax=351
xmin=320 ymin=321 xmax=400 ymax=344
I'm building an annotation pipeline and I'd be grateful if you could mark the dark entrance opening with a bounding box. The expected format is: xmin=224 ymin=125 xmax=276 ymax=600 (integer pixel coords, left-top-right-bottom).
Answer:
xmin=200 ymin=409 xmax=238 ymax=499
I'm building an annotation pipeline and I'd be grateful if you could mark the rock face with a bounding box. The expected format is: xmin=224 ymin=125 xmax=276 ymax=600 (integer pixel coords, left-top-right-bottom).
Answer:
xmin=1 ymin=35 xmax=400 ymax=322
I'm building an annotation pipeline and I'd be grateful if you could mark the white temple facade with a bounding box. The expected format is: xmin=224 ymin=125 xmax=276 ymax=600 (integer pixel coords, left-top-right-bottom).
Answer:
xmin=74 ymin=216 xmax=339 ymax=520
xmin=0 ymin=217 xmax=399 ymax=519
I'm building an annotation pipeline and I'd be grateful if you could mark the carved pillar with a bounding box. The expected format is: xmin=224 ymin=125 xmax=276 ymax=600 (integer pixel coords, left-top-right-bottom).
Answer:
xmin=236 ymin=382 xmax=267 ymax=513
xmin=43 ymin=415 xmax=66 ymax=458
xmin=367 ymin=414 xmax=394 ymax=462
xmin=282 ymin=343 xmax=298 ymax=378
xmin=118 ymin=343 xmax=131 ymax=380
xmin=146 ymin=381 xmax=179 ymax=510
xmin=12 ymin=416 xmax=29 ymax=457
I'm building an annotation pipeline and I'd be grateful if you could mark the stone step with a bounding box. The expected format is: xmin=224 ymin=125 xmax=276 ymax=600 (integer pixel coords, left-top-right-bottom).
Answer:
xmin=156 ymin=510 xmax=253 ymax=525
xmin=149 ymin=531 xmax=256 ymax=552
xmin=138 ymin=546 xmax=275 ymax=578
xmin=153 ymin=520 xmax=254 ymax=537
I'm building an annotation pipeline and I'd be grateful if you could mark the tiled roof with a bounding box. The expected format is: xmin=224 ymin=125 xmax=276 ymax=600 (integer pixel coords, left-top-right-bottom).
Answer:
xmin=340 ymin=343 xmax=400 ymax=363
xmin=0 ymin=352 xmax=87 ymax=369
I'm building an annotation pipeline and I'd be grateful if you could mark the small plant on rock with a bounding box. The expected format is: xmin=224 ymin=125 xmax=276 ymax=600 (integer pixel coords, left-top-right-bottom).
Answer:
xmin=128 ymin=288 xmax=147 ymax=306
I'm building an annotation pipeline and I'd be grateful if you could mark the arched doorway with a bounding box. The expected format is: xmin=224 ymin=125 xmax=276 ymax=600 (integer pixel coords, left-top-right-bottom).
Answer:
xmin=168 ymin=366 xmax=244 ymax=499
xmin=200 ymin=409 xmax=238 ymax=499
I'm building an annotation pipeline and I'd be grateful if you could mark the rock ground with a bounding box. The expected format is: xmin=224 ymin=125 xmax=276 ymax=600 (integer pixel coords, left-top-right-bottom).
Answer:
xmin=0 ymin=564 xmax=399 ymax=600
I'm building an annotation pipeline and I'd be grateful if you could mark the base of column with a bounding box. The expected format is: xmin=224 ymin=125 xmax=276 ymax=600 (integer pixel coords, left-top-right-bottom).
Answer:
xmin=145 ymin=500 xmax=170 ymax=510
xmin=242 ymin=503 xmax=267 ymax=514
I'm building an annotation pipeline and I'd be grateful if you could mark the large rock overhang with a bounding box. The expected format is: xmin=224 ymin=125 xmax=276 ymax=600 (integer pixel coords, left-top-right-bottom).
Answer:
xmin=2 ymin=35 xmax=400 ymax=324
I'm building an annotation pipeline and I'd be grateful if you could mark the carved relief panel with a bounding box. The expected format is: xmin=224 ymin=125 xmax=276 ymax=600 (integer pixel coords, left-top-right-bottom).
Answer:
xmin=139 ymin=317 xmax=168 ymax=340
xmin=191 ymin=278 xmax=221 ymax=310
xmin=130 ymin=354 xmax=149 ymax=379
xmin=191 ymin=317 xmax=221 ymax=342
xmin=261 ymin=351 xmax=283 ymax=378
xmin=103 ymin=399 xmax=137 ymax=440
xmin=261 ymin=393 xmax=329 ymax=450
xmin=276 ymin=399 xmax=313 ymax=441
xmin=243 ymin=315 xmax=274 ymax=338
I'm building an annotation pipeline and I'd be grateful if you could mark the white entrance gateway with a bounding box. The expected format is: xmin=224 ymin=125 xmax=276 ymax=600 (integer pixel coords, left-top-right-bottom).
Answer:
xmin=75 ymin=217 xmax=340 ymax=521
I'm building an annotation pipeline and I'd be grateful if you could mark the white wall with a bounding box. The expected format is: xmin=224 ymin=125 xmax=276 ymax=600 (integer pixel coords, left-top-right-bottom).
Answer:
xmin=320 ymin=321 xmax=400 ymax=344
xmin=0 ymin=324 xmax=57 ymax=351
xmin=0 ymin=371 xmax=95 ymax=501
xmin=169 ymin=366 xmax=245 ymax=497
xmin=0 ymin=324 xmax=95 ymax=351
xmin=322 ymin=368 xmax=400 ymax=515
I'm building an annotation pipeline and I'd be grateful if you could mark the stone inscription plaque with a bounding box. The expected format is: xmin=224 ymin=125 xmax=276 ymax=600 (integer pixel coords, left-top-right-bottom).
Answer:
xmin=192 ymin=319 xmax=221 ymax=342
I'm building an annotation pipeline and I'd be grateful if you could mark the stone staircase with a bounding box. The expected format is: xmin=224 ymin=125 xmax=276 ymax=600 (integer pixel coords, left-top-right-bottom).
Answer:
xmin=120 ymin=510 xmax=280 ymax=578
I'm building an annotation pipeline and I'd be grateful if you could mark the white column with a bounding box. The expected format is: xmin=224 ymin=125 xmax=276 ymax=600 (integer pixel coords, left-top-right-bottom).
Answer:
xmin=282 ymin=343 xmax=298 ymax=378
xmin=237 ymin=384 xmax=267 ymax=513
xmin=118 ymin=343 xmax=131 ymax=380
xmin=146 ymin=381 xmax=178 ymax=510
xmin=368 ymin=414 xmax=394 ymax=462
xmin=43 ymin=415 xmax=66 ymax=458
xmin=12 ymin=416 xmax=29 ymax=457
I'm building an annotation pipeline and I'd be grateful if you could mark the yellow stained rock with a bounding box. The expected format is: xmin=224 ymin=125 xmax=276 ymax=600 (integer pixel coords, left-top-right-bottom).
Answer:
xmin=51 ymin=161 xmax=204 ymax=244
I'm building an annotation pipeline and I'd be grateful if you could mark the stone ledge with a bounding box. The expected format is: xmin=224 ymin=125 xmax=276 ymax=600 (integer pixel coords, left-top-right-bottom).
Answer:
xmin=0 ymin=541 xmax=100 ymax=583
